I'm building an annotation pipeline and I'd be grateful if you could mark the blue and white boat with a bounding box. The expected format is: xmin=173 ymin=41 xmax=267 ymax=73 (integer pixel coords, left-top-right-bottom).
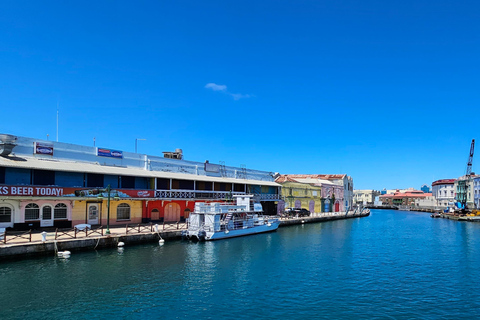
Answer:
xmin=184 ymin=195 xmax=280 ymax=241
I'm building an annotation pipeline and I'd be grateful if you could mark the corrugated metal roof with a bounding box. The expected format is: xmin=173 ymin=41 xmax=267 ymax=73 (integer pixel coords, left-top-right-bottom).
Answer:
xmin=0 ymin=156 xmax=280 ymax=187
xmin=275 ymin=175 xmax=341 ymax=186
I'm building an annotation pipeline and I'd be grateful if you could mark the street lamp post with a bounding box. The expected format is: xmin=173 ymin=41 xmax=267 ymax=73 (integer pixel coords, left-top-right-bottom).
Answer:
xmin=97 ymin=184 xmax=119 ymax=235
xmin=135 ymin=138 xmax=146 ymax=153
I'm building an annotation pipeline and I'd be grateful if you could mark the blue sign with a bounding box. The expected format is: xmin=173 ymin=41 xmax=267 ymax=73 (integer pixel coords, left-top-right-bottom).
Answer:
xmin=97 ymin=148 xmax=123 ymax=159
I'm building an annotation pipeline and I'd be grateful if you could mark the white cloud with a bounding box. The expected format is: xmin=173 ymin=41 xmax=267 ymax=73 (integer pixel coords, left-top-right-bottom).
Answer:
xmin=205 ymin=83 xmax=253 ymax=100
xmin=205 ymin=83 xmax=227 ymax=91
xmin=230 ymin=93 xmax=251 ymax=100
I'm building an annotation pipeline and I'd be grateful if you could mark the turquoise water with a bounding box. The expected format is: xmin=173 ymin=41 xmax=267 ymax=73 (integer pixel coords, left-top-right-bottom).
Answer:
xmin=2 ymin=210 xmax=480 ymax=319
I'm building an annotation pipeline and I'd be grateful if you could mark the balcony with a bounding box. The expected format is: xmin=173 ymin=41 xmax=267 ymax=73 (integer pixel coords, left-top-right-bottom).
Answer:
xmin=153 ymin=189 xmax=282 ymax=201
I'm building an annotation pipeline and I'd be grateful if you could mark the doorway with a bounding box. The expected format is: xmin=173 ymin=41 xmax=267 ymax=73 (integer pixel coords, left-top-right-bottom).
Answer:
xmin=41 ymin=205 xmax=54 ymax=227
xmin=164 ymin=203 xmax=180 ymax=222
xmin=88 ymin=204 xmax=99 ymax=225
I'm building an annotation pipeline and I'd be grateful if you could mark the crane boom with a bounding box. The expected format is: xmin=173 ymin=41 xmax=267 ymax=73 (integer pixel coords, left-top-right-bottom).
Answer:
xmin=466 ymin=139 xmax=475 ymax=176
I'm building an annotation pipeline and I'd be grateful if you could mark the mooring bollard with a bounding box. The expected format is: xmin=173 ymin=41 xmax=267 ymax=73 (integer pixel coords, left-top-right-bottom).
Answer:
xmin=41 ymin=231 xmax=47 ymax=242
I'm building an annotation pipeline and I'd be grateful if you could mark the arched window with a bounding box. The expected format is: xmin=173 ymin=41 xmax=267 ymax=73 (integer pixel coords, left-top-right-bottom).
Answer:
xmin=0 ymin=206 xmax=12 ymax=223
xmin=54 ymin=203 xmax=68 ymax=219
xmin=117 ymin=203 xmax=130 ymax=220
xmin=25 ymin=203 xmax=40 ymax=220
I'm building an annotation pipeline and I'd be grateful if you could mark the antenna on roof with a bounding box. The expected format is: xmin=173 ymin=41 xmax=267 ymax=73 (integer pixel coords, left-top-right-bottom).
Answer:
xmin=56 ymin=101 xmax=59 ymax=142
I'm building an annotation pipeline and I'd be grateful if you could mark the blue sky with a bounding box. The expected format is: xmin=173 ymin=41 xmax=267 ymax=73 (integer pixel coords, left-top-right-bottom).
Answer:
xmin=1 ymin=0 xmax=479 ymax=190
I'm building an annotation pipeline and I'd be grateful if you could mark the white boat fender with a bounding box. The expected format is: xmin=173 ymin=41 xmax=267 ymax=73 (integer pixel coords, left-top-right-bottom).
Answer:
xmin=301 ymin=220 xmax=305 ymax=224
xmin=57 ymin=251 xmax=71 ymax=258
xmin=159 ymin=239 xmax=165 ymax=245
xmin=118 ymin=242 xmax=125 ymax=247
xmin=267 ymin=223 xmax=272 ymax=227
xmin=225 ymin=230 xmax=230 ymax=234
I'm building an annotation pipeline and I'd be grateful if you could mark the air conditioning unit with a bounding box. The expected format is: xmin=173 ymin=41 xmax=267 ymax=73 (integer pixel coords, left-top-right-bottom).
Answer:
xmin=0 ymin=134 xmax=17 ymax=156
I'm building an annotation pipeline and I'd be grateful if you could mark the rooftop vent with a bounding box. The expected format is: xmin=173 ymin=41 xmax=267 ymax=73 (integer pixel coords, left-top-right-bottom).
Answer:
xmin=0 ymin=134 xmax=18 ymax=156
xmin=163 ymin=148 xmax=183 ymax=160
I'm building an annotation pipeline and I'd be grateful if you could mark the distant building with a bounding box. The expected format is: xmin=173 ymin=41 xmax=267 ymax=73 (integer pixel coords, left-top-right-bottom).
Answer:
xmin=379 ymin=190 xmax=432 ymax=206
xmin=353 ymin=190 xmax=380 ymax=206
xmin=420 ymin=184 xmax=431 ymax=193
xmin=274 ymin=176 xmax=323 ymax=213
xmin=431 ymin=179 xmax=456 ymax=208
xmin=474 ymin=176 xmax=480 ymax=209
xmin=454 ymin=176 xmax=477 ymax=209
xmin=383 ymin=188 xmax=415 ymax=195
xmin=275 ymin=174 xmax=353 ymax=212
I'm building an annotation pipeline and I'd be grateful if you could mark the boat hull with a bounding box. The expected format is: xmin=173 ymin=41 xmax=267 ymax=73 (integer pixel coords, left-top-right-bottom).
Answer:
xmin=206 ymin=220 xmax=280 ymax=240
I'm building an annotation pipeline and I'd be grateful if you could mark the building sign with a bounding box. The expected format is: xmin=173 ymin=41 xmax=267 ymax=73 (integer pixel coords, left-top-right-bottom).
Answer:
xmin=204 ymin=161 xmax=220 ymax=173
xmin=34 ymin=142 xmax=54 ymax=156
xmin=0 ymin=185 xmax=155 ymax=198
xmin=0 ymin=186 xmax=64 ymax=196
xmin=97 ymin=148 xmax=123 ymax=159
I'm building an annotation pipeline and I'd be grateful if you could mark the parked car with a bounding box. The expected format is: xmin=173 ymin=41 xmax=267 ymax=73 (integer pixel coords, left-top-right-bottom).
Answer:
xmin=285 ymin=207 xmax=311 ymax=217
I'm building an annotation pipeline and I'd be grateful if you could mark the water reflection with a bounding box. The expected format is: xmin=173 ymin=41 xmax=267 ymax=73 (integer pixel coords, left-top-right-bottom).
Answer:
xmin=2 ymin=210 xmax=480 ymax=319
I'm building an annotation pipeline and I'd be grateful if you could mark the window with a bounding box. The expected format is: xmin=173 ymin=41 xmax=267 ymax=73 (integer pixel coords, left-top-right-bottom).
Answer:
xmin=0 ymin=167 xmax=5 ymax=184
xmin=33 ymin=169 xmax=55 ymax=186
xmin=156 ymin=178 xmax=170 ymax=190
xmin=121 ymin=176 xmax=135 ymax=189
xmin=54 ymin=203 xmax=68 ymax=219
xmin=0 ymin=206 xmax=12 ymax=223
xmin=87 ymin=173 xmax=104 ymax=187
xmin=117 ymin=203 xmax=130 ymax=220
xmin=25 ymin=203 xmax=40 ymax=220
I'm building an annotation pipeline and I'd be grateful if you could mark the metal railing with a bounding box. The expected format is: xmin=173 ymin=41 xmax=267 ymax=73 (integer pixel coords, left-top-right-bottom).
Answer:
xmin=55 ymin=226 xmax=104 ymax=240
xmin=153 ymin=189 xmax=282 ymax=201
xmin=2 ymin=229 xmax=32 ymax=244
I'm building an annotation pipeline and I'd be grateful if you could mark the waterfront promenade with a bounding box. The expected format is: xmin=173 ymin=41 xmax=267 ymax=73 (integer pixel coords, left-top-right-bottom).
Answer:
xmin=0 ymin=210 xmax=368 ymax=260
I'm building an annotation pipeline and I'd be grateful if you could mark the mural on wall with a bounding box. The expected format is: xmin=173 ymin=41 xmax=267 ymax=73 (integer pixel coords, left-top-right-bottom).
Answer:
xmin=277 ymin=200 xmax=285 ymax=215
xmin=295 ymin=200 xmax=301 ymax=208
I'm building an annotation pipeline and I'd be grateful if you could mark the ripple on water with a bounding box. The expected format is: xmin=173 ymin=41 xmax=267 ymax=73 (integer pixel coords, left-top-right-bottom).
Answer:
xmin=2 ymin=210 xmax=480 ymax=319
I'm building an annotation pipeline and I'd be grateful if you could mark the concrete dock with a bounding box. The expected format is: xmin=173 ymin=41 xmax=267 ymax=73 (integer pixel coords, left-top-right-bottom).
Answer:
xmin=0 ymin=210 xmax=369 ymax=261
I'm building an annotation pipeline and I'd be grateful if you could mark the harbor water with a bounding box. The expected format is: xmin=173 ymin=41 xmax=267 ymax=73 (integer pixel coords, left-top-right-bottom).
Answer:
xmin=2 ymin=209 xmax=480 ymax=319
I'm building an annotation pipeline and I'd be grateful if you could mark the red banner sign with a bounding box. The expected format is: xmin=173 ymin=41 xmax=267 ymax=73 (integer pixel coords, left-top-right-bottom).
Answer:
xmin=0 ymin=186 xmax=64 ymax=196
xmin=0 ymin=186 xmax=155 ymax=198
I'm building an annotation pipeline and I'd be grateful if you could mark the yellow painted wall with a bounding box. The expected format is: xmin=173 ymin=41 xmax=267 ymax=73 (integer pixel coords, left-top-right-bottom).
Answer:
xmin=71 ymin=199 xmax=143 ymax=226
xmin=280 ymin=181 xmax=323 ymax=213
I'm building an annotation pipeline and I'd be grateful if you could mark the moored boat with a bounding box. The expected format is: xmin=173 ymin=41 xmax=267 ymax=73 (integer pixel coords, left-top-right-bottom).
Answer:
xmin=183 ymin=195 xmax=280 ymax=241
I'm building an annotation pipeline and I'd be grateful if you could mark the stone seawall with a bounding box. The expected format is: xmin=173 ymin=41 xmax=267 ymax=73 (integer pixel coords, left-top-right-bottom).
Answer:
xmin=0 ymin=211 xmax=369 ymax=261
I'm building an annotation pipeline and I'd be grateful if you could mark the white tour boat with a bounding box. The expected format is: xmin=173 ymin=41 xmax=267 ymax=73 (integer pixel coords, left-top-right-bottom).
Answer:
xmin=184 ymin=195 xmax=280 ymax=241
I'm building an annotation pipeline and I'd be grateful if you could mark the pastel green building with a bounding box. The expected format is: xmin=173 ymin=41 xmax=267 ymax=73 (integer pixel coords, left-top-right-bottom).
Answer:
xmin=276 ymin=177 xmax=323 ymax=213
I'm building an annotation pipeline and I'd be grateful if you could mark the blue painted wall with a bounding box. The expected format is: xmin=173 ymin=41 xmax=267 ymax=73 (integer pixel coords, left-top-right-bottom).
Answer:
xmin=104 ymin=175 xmax=119 ymax=188
xmin=135 ymin=177 xmax=149 ymax=189
xmin=55 ymin=171 xmax=84 ymax=187
xmin=5 ymin=168 xmax=31 ymax=185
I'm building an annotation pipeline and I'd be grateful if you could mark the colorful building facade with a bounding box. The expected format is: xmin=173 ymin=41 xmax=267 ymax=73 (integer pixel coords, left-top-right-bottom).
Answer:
xmin=0 ymin=134 xmax=281 ymax=230
xmin=275 ymin=174 xmax=349 ymax=213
